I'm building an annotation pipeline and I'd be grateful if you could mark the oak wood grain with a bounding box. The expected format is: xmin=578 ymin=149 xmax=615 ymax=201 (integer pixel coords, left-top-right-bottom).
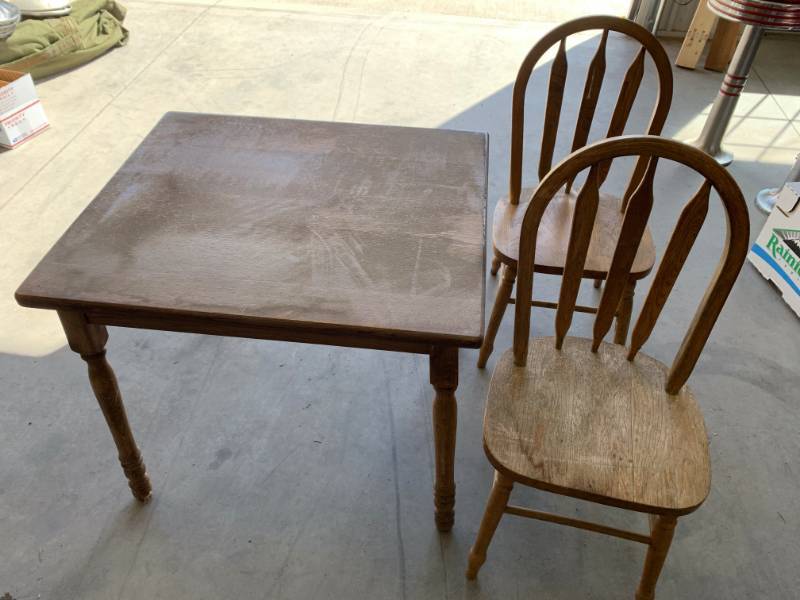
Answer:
xmin=607 ymin=48 xmax=646 ymax=140
xmin=508 ymin=15 xmax=672 ymax=206
xmin=555 ymin=166 xmax=601 ymax=349
xmin=491 ymin=188 xmax=655 ymax=278
xmin=629 ymin=181 xmax=712 ymax=360
xmin=470 ymin=136 xmax=748 ymax=597
xmin=512 ymin=135 xmax=749 ymax=369
xmin=485 ymin=338 xmax=711 ymax=515
xmin=592 ymin=157 xmax=659 ymax=351
xmin=599 ymin=47 xmax=646 ymax=185
xmin=538 ymin=38 xmax=568 ymax=181
xmin=503 ymin=505 xmax=651 ymax=544
xmin=566 ymin=29 xmax=608 ymax=193
xmin=479 ymin=16 xmax=671 ymax=368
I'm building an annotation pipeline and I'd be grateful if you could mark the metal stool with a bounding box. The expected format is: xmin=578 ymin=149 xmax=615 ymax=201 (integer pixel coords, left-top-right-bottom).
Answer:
xmin=688 ymin=0 xmax=800 ymax=166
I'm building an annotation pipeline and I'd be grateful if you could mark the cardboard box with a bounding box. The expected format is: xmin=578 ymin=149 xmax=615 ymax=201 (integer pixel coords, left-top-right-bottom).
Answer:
xmin=0 ymin=69 xmax=49 ymax=149
xmin=748 ymin=181 xmax=800 ymax=317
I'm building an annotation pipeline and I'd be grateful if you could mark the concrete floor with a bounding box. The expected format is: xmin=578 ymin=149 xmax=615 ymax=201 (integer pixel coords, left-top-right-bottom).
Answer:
xmin=2 ymin=2 xmax=799 ymax=599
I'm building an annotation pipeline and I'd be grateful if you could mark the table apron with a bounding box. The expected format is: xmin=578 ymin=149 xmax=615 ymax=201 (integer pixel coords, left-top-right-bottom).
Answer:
xmin=83 ymin=308 xmax=479 ymax=355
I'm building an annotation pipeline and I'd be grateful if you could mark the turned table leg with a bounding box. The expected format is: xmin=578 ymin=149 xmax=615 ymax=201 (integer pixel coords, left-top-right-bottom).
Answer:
xmin=58 ymin=311 xmax=152 ymax=502
xmin=430 ymin=345 xmax=458 ymax=532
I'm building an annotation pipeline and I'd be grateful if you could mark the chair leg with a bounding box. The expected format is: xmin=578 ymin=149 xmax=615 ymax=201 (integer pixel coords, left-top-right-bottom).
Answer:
xmin=490 ymin=252 xmax=502 ymax=276
xmin=466 ymin=471 xmax=514 ymax=580
xmin=614 ymin=279 xmax=636 ymax=345
xmin=477 ymin=262 xmax=517 ymax=368
xmin=635 ymin=515 xmax=677 ymax=600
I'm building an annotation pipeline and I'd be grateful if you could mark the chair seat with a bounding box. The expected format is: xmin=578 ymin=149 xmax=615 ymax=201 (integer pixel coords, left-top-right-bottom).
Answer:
xmin=483 ymin=337 xmax=711 ymax=515
xmin=492 ymin=188 xmax=656 ymax=279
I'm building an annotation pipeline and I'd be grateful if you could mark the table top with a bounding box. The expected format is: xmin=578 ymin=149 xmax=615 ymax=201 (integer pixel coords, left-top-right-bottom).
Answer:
xmin=17 ymin=112 xmax=487 ymax=349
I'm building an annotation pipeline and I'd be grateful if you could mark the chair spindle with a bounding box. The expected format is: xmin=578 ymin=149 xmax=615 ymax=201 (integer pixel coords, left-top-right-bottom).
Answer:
xmin=598 ymin=47 xmax=646 ymax=185
xmin=592 ymin=157 xmax=658 ymax=352
xmin=538 ymin=39 xmax=569 ymax=181
xmin=628 ymin=181 xmax=711 ymax=360
xmin=566 ymin=29 xmax=609 ymax=193
xmin=555 ymin=166 xmax=601 ymax=349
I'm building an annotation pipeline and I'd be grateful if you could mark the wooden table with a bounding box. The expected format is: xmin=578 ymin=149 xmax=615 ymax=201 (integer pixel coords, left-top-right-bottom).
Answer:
xmin=15 ymin=112 xmax=487 ymax=532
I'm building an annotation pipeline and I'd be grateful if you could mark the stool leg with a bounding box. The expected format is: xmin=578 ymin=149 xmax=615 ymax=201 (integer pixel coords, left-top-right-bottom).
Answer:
xmin=466 ymin=471 xmax=513 ymax=580
xmin=477 ymin=262 xmax=517 ymax=368
xmin=688 ymin=24 xmax=764 ymax=165
xmin=635 ymin=515 xmax=677 ymax=600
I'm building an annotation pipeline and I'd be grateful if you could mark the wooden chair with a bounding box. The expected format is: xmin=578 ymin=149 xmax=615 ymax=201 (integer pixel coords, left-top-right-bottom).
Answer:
xmin=478 ymin=15 xmax=673 ymax=368
xmin=466 ymin=136 xmax=750 ymax=599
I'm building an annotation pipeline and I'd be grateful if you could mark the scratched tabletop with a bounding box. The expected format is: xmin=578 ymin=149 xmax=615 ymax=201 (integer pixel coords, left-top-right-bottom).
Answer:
xmin=17 ymin=112 xmax=488 ymax=347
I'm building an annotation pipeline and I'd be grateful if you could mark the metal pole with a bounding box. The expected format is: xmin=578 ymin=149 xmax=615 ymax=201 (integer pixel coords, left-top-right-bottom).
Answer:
xmin=755 ymin=153 xmax=800 ymax=214
xmin=688 ymin=24 xmax=764 ymax=166
xmin=629 ymin=0 xmax=663 ymax=32
xmin=650 ymin=0 xmax=666 ymax=34
xmin=628 ymin=0 xmax=643 ymax=21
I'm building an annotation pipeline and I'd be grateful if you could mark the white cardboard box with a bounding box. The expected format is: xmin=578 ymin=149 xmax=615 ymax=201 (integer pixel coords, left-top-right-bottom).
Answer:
xmin=0 ymin=69 xmax=49 ymax=149
xmin=748 ymin=181 xmax=800 ymax=317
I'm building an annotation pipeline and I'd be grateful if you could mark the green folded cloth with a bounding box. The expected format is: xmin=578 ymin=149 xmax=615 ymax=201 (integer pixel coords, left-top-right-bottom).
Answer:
xmin=0 ymin=0 xmax=128 ymax=79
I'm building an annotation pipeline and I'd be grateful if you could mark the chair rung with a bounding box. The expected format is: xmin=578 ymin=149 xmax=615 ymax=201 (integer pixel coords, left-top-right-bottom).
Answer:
xmin=504 ymin=505 xmax=652 ymax=545
xmin=507 ymin=298 xmax=598 ymax=314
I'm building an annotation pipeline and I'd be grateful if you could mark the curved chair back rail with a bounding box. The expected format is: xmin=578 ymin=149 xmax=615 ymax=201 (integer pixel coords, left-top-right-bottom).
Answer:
xmin=508 ymin=15 xmax=673 ymax=206
xmin=512 ymin=135 xmax=750 ymax=394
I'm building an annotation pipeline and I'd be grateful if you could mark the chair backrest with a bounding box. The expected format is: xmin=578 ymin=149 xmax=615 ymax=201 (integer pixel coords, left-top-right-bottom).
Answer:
xmin=508 ymin=15 xmax=673 ymax=206
xmin=512 ymin=135 xmax=750 ymax=395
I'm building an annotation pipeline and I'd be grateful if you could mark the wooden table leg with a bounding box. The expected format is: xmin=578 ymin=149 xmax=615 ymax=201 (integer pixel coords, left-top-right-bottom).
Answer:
xmin=58 ymin=310 xmax=152 ymax=502
xmin=430 ymin=345 xmax=458 ymax=532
